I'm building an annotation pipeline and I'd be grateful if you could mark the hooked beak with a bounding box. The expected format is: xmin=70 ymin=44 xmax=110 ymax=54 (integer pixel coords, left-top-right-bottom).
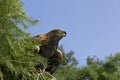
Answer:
xmin=60 ymin=30 xmax=67 ymax=37
xmin=63 ymin=31 xmax=67 ymax=37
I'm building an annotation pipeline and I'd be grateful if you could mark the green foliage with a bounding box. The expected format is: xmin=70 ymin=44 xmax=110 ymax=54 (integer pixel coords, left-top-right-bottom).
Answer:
xmin=58 ymin=46 xmax=78 ymax=66
xmin=1 ymin=0 xmax=120 ymax=80
xmin=0 ymin=0 xmax=44 ymax=80
xmin=76 ymin=54 xmax=120 ymax=80
xmin=54 ymin=46 xmax=79 ymax=80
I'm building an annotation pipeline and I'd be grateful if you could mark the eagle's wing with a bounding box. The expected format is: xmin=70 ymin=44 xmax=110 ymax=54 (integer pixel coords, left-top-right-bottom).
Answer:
xmin=34 ymin=34 xmax=47 ymax=41
xmin=34 ymin=34 xmax=47 ymax=53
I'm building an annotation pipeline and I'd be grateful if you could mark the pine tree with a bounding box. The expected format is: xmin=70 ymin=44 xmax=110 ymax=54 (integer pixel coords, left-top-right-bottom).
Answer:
xmin=0 ymin=0 xmax=46 ymax=80
xmin=76 ymin=53 xmax=120 ymax=80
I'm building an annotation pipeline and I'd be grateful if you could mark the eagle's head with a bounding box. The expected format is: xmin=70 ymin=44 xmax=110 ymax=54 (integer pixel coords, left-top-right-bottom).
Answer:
xmin=47 ymin=29 xmax=67 ymax=41
xmin=34 ymin=29 xmax=67 ymax=45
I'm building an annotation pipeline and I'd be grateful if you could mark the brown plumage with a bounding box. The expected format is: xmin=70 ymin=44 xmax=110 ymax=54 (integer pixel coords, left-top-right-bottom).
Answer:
xmin=34 ymin=29 xmax=66 ymax=74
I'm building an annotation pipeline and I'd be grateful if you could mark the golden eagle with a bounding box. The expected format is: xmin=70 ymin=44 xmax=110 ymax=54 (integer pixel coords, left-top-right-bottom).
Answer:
xmin=34 ymin=29 xmax=66 ymax=74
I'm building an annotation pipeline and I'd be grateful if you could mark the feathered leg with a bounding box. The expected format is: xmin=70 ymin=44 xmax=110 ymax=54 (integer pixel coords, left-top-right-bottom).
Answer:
xmin=45 ymin=49 xmax=63 ymax=74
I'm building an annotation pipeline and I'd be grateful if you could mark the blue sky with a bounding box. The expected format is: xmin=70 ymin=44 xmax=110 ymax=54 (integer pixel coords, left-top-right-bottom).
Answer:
xmin=22 ymin=0 xmax=120 ymax=66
